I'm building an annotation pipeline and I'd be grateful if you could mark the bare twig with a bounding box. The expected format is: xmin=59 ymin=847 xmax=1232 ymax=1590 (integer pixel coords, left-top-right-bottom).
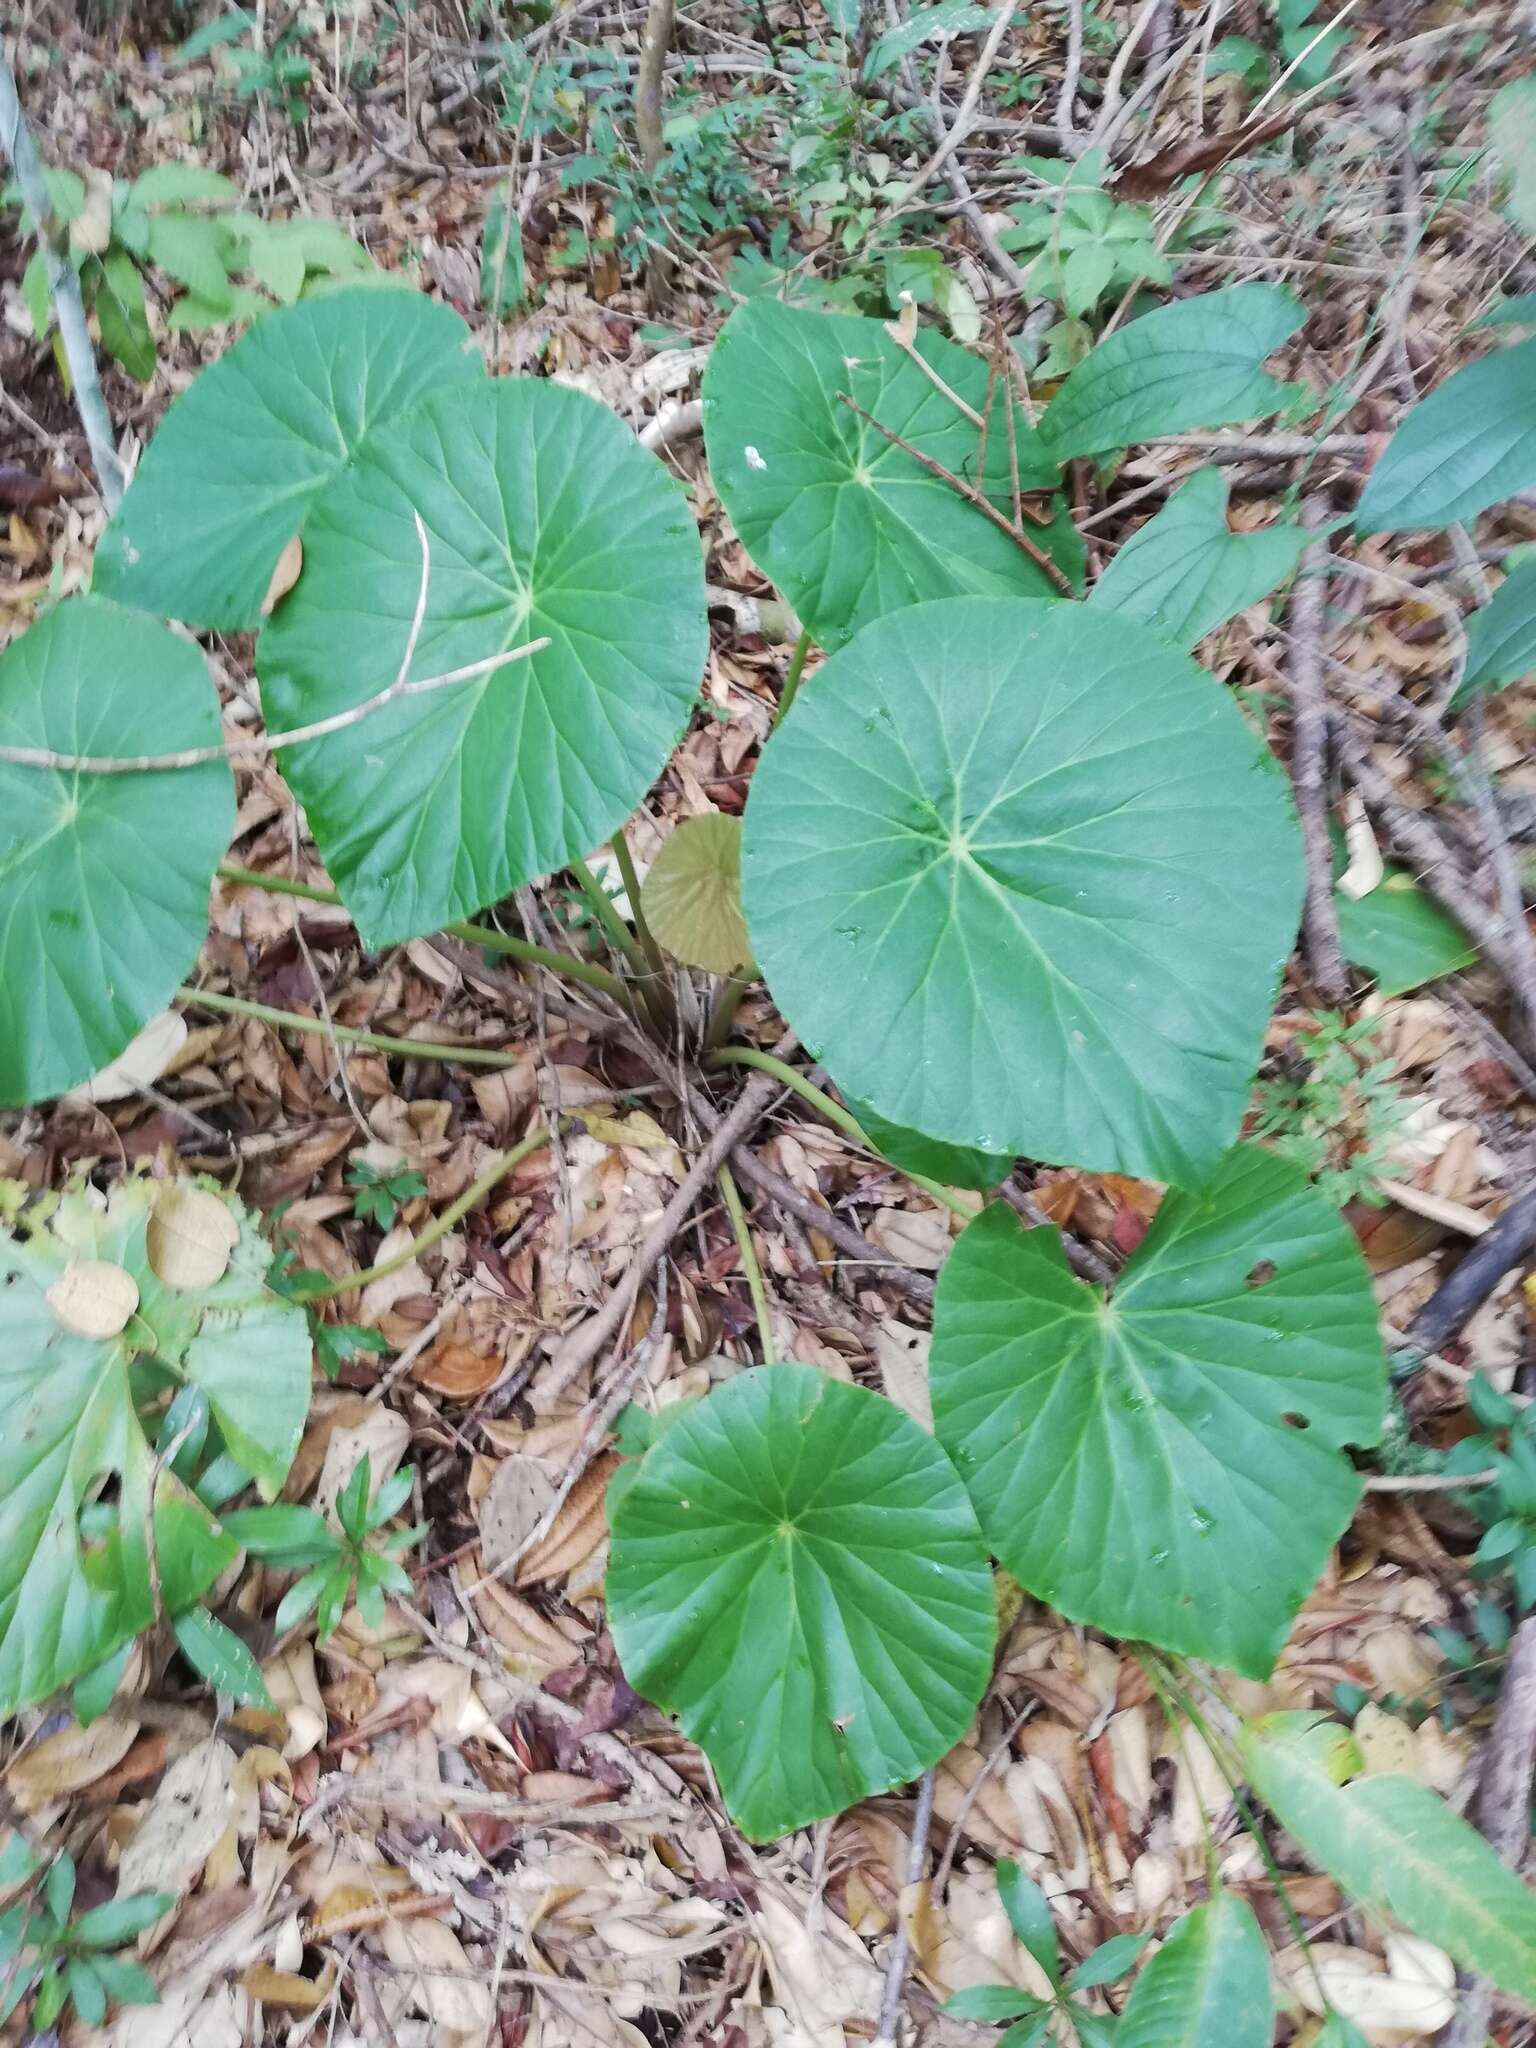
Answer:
xmin=836 ymin=394 xmax=1072 ymax=592
xmin=873 ymin=1769 xmax=937 ymax=2048
xmin=1287 ymin=511 xmax=1350 ymax=1004
xmin=0 ymin=59 xmax=125 ymax=511
xmin=636 ymin=0 xmax=677 ymax=307
xmin=1056 ymin=0 xmax=1085 ymax=152
xmin=884 ymin=3 xmax=1018 ymax=215
xmin=0 ymin=516 xmax=547 ymax=773
xmin=1408 ymin=1186 xmax=1536 ymax=1355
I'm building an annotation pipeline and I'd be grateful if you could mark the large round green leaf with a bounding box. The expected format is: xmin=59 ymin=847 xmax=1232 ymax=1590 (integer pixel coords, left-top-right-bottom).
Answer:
xmin=607 ymin=1363 xmax=995 ymax=1840
xmin=929 ymin=1144 xmax=1386 ymax=1679
xmin=94 ymin=288 xmax=482 ymax=629
xmin=742 ymin=597 xmax=1304 ymax=1187
xmin=258 ymin=377 xmax=708 ymax=948
xmin=0 ymin=1179 xmax=310 ymax=1716
xmin=0 ymin=599 xmax=234 ymax=1107
xmin=703 ymin=299 xmax=1082 ymax=648
xmin=847 ymin=1097 xmax=1014 ymax=1193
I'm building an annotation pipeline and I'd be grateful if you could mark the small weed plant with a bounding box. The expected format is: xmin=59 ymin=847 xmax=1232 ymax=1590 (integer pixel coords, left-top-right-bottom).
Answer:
xmin=4 ymin=263 xmax=1536 ymax=2018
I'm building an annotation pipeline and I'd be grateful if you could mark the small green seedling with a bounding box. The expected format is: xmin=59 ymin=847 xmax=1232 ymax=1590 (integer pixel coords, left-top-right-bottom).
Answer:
xmin=0 ymin=1844 xmax=169 ymax=2029
xmin=224 ymin=1455 xmax=425 ymax=1640
xmin=942 ymin=1858 xmax=1148 ymax=2046
xmin=346 ymin=1160 xmax=428 ymax=1231
xmin=1250 ymin=1010 xmax=1410 ymax=1206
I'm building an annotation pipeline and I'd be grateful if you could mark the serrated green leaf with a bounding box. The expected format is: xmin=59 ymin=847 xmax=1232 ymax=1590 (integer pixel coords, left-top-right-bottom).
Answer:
xmin=240 ymin=218 xmax=307 ymax=302
xmin=704 ymin=299 xmax=1081 ymax=648
xmin=930 ymin=1145 xmax=1386 ymax=1676
xmin=0 ymin=599 xmax=234 ymax=1107
xmin=1040 ymin=284 xmax=1305 ymax=460
xmin=1117 ymin=1895 xmax=1273 ymax=2048
xmin=608 ymin=1363 xmax=995 ymax=1840
xmin=742 ymin=598 xmax=1303 ymax=1186
xmin=1356 ymin=337 xmax=1536 ymax=534
xmin=0 ymin=1179 xmax=306 ymax=1714
xmin=1240 ymin=1712 xmax=1536 ymax=2002
xmin=847 ymin=1098 xmax=1014 ymax=1192
xmin=95 ymin=288 xmax=482 ymax=630
xmin=1463 ymin=556 xmax=1536 ymax=693
xmin=1334 ymin=866 xmax=1477 ymax=996
xmin=93 ymin=248 xmax=156 ymax=383
xmin=147 ymin=213 xmax=233 ymax=308
xmin=1088 ymin=468 xmax=1309 ymax=648
xmin=257 ymin=377 xmax=707 ymax=948
xmin=640 ymin=814 xmax=751 ymax=974
xmin=171 ymin=1607 xmax=272 ymax=1706
xmin=130 ymin=164 xmax=241 ymax=210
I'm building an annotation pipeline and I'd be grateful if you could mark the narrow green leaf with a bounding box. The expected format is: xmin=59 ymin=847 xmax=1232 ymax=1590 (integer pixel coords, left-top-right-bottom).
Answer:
xmin=1462 ymin=556 xmax=1536 ymax=694
xmin=996 ymin=1859 xmax=1060 ymax=1987
xmin=1356 ymin=337 xmax=1536 ymax=534
xmin=1068 ymin=1930 xmax=1151 ymax=1989
xmin=1475 ymin=293 xmax=1536 ymax=330
xmin=66 ymin=1955 xmax=107 ymax=2028
xmin=1490 ymin=77 xmax=1536 ymax=234
xmin=930 ymin=1145 xmax=1386 ymax=1677
xmin=608 ymin=1364 xmax=995 ymax=1840
xmin=171 ymin=1608 xmax=272 ymax=1707
xmin=95 ymin=287 xmax=482 ymax=630
xmin=92 ymin=249 xmax=155 ymax=383
xmin=44 ymin=1854 xmax=75 ymax=1925
xmin=1240 ymin=1712 xmax=1536 ymax=2002
xmin=1040 ymin=285 xmax=1305 ymax=459
xmin=704 ymin=298 xmax=1081 ymax=648
xmin=71 ymin=1891 xmax=175 ymax=1949
xmin=0 ymin=599 xmax=234 ymax=1106
xmin=1117 ymin=1894 xmax=1273 ymax=2048
xmin=942 ymin=1985 xmax=1048 ymax=2021
xmin=481 ymin=188 xmax=526 ymax=315
xmin=89 ymin=1951 xmax=160 ymax=2007
xmin=742 ymin=598 xmax=1304 ymax=1186
xmin=1088 ymin=468 xmax=1309 ymax=648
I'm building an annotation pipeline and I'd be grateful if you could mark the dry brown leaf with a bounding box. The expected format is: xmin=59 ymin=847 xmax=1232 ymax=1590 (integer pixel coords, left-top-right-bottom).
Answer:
xmin=866 ymin=1206 xmax=951 ymax=1271
xmin=379 ymin=1912 xmax=493 ymax=2043
xmin=67 ymin=1011 xmax=188 ymax=1103
xmin=1353 ymin=1704 xmax=1422 ymax=1780
xmin=118 ymin=1738 xmax=238 ymax=1912
xmin=237 ymin=1960 xmax=333 ymax=2008
xmin=415 ymin=1333 xmax=503 ymax=1397
xmin=875 ymin=1318 xmax=932 ymax=1430
xmin=46 ymin=1257 xmax=139 ymax=1338
xmin=479 ymin=1453 xmax=559 ymax=1568
xmin=260 ymin=535 xmax=303 ymax=614
xmin=6 ymin=1712 xmax=140 ymax=1810
xmin=1286 ymin=1934 xmax=1456 ymax=2038
xmin=518 ymin=1458 xmax=615 ymax=1586
xmin=147 ymin=1183 xmax=241 ymax=1290
xmin=313 ymin=1406 xmax=410 ymax=1524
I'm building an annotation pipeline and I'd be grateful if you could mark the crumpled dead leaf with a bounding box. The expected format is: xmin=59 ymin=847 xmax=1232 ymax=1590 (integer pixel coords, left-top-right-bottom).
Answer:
xmin=118 ymin=1737 xmax=238 ymax=1913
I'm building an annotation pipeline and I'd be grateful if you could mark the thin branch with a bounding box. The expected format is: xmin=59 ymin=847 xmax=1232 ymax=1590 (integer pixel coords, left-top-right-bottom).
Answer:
xmin=836 ymin=393 xmax=1072 ymax=593
xmin=1287 ymin=513 xmax=1350 ymax=1003
xmin=883 ymin=2 xmax=1018 ymax=215
xmin=1056 ymin=0 xmax=1085 ymax=152
xmin=872 ymin=1769 xmax=937 ymax=2048
xmin=0 ymin=59 xmax=125 ymax=511
xmin=1408 ymin=1185 xmax=1536 ymax=1355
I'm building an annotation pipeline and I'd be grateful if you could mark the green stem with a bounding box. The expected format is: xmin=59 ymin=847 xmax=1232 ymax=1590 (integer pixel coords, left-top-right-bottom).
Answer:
xmin=215 ymin=863 xmax=627 ymax=1004
xmin=178 ymin=985 xmax=524 ymax=1068
xmin=610 ymin=830 xmax=668 ymax=986
xmin=702 ymin=972 xmax=751 ymax=1054
xmin=707 ymin=1045 xmax=973 ymax=1219
xmin=570 ymin=854 xmax=652 ymax=979
xmin=718 ymin=1162 xmax=775 ymax=1364
xmin=299 ymin=1124 xmax=551 ymax=1303
xmin=772 ymin=628 xmax=813 ymax=731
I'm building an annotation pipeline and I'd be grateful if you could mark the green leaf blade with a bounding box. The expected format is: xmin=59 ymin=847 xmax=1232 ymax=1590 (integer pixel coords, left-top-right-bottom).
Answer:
xmin=258 ymin=377 xmax=707 ymax=948
xmin=930 ymin=1145 xmax=1386 ymax=1677
xmin=1356 ymin=337 xmax=1536 ymax=535
xmin=95 ymin=287 xmax=483 ymax=630
xmin=1118 ymin=1894 xmax=1273 ymax=2048
xmin=742 ymin=598 xmax=1304 ymax=1186
xmin=1040 ymin=284 xmax=1305 ymax=460
xmin=608 ymin=1363 xmax=995 ymax=1840
xmin=0 ymin=599 xmax=234 ymax=1107
xmin=1463 ymin=556 xmax=1536 ymax=693
xmin=704 ymin=299 xmax=1081 ymax=648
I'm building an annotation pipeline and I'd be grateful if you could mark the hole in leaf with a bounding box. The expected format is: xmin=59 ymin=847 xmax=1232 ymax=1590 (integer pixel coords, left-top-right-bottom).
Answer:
xmin=1246 ymin=1259 xmax=1278 ymax=1288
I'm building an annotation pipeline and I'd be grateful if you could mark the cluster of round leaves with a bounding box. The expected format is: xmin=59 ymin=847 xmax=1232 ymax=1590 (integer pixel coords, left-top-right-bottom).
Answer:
xmin=1 ymin=285 xmax=709 ymax=1106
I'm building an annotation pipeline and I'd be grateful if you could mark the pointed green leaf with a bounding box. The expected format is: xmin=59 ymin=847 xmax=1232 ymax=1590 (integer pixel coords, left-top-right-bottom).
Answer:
xmin=171 ymin=1607 xmax=272 ymax=1706
xmin=1334 ymin=867 xmax=1476 ymax=996
xmin=258 ymin=377 xmax=707 ymax=947
xmin=996 ymin=1858 xmax=1060 ymax=1987
xmin=87 ymin=1952 xmax=159 ymax=2007
xmin=1240 ymin=1712 xmax=1536 ymax=2003
xmin=942 ymin=1986 xmax=1049 ymax=2021
xmin=93 ymin=249 xmax=156 ymax=383
xmin=640 ymin=813 xmax=752 ymax=974
xmin=0 ymin=598 xmax=234 ymax=1106
xmin=847 ymin=1098 xmax=1014 ymax=1192
xmin=146 ymin=212 xmax=232 ymax=308
xmin=1356 ymin=337 xmax=1536 ymax=535
xmin=1040 ymin=285 xmax=1305 ymax=460
xmin=930 ymin=1145 xmax=1386 ymax=1676
xmin=1117 ymin=1895 xmax=1273 ymax=2048
xmin=71 ymin=1891 xmax=176 ymax=1949
xmin=1462 ymin=556 xmax=1536 ymax=694
xmin=95 ymin=288 xmax=482 ymax=629
xmin=1312 ymin=2018 xmax=1370 ymax=2048
xmin=703 ymin=299 xmax=1081 ymax=648
xmin=742 ymin=598 xmax=1304 ymax=1186
xmin=1067 ymin=1931 xmax=1151 ymax=1990
xmin=1088 ymin=468 xmax=1309 ymax=648
xmin=66 ymin=1956 xmax=107 ymax=2026
xmin=608 ymin=1363 xmax=995 ymax=1840
xmin=0 ymin=1180 xmax=306 ymax=1714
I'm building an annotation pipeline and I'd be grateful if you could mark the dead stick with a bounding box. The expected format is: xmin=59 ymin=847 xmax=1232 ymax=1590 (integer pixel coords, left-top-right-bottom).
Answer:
xmin=1287 ymin=510 xmax=1349 ymax=1003
xmin=872 ymin=1768 xmax=938 ymax=2048
xmin=837 ymin=394 xmax=1071 ymax=591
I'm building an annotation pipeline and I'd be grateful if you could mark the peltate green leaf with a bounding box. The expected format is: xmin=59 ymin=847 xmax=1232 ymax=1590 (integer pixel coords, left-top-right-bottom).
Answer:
xmin=1356 ymin=337 xmax=1536 ymax=535
xmin=703 ymin=298 xmax=1081 ymax=647
xmin=0 ymin=1178 xmax=309 ymax=1715
xmin=258 ymin=377 xmax=707 ymax=948
xmin=0 ymin=598 xmax=234 ymax=1107
xmin=1039 ymin=284 xmax=1305 ymax=459
xmin=929 ymin=1144 xmax=1386 ymax=1676
xmin=607 ymin=1363 xmax=995 ymax=1840
xmin=742 ymin=598 xmax=1303 ymax=1186
xmin=1088 ymin=467 xmax=1309 ymax=647
xmin=1117 ymin=1895 xmax=1273 ymax=2048
xmin=1240 ymin=1712 xmax=1536 ymax=2003
xmin=94 ymin=287 xmax=482 ymax=629
xmin=640 ymin=814 xmax=752 ymax=974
